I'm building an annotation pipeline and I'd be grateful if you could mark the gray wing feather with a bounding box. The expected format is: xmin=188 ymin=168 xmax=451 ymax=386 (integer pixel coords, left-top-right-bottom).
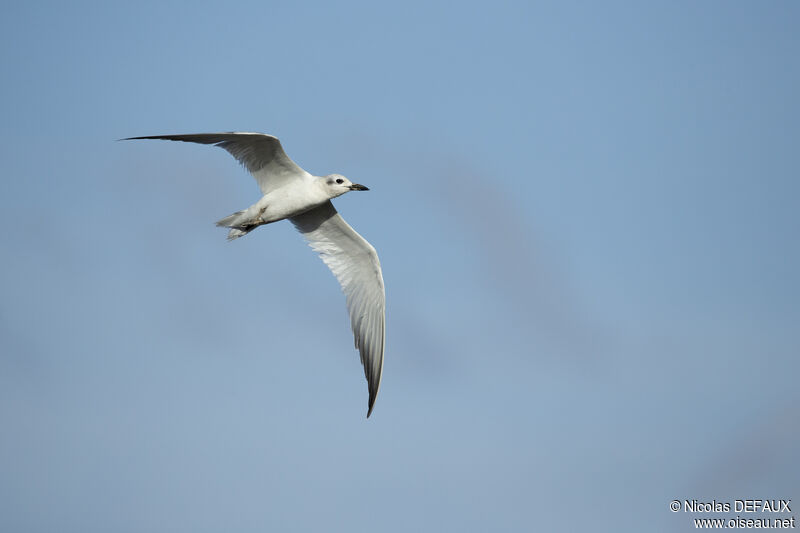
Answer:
xmin=290 ymin=201 xmax=386 ymax=417
xmin=123 ymin=132 xmax=312 ymax=194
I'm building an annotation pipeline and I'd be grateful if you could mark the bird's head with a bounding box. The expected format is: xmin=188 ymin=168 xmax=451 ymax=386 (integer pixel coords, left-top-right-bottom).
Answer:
xmin=321 ymin=174 xmax=369 ymax=198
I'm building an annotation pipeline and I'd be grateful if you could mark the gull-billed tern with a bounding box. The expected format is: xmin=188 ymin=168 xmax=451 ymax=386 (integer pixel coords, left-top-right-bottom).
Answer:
xmin=125 ymin=132 xmax=385 ymax=417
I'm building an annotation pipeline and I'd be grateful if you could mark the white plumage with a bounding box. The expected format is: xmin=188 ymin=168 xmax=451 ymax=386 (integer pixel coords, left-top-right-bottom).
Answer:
xmin=126 ymin=132 xmax=386 ymax=417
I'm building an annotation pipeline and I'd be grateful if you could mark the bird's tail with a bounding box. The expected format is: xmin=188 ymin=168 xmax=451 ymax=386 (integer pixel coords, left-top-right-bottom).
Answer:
xmin=215 ymin=210 xmax=253 ymax=241
xmin=224 ymin=228 xmax=251 ymax=241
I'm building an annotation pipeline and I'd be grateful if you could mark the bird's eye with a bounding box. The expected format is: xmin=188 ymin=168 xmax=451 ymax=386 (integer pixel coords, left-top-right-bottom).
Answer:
xmin=336 ymin=178 xmax=344 ymax=184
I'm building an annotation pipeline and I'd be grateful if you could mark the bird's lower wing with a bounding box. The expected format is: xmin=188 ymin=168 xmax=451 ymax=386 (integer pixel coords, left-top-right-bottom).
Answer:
xmin=290 ymin=201 xmax=386 ymax=417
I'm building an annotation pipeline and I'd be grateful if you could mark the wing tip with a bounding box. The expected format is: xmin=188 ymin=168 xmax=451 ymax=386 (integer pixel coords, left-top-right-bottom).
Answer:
xmin=365 ymin=353 xmax=384 ymax=419
xmin=118 ymin=135 xmax=171 ymax=142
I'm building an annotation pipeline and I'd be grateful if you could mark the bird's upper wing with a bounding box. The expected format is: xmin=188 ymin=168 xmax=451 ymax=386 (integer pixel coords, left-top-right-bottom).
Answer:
xmin=123 ymin=132 xmax=313 ymax=194
xmin=290 ymin=201 xmax=386 ymax=417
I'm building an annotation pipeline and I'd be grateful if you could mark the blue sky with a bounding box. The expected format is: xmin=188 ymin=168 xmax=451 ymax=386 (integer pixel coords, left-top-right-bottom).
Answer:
xmin=1 ymin=1 xmax=798 ymax=531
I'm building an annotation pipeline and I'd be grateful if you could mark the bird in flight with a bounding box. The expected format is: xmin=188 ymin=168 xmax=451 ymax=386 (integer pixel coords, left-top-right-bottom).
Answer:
xmin=124 ymin=132 xmax=385 ymax=417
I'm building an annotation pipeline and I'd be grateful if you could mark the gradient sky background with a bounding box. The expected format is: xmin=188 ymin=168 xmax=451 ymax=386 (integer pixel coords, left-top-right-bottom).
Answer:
xmin=1 ymin=1 xmax=798 ymax=531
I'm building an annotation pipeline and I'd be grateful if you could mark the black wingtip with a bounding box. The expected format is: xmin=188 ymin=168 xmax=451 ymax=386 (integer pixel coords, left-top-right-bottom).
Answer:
xmin=118 ymin=136 xmax=156 ymax=142
xmin=119 ymin=135 xmax=158 ymax=141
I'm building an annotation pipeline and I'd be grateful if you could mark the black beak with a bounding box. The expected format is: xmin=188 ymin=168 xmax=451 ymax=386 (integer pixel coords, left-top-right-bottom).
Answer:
xmin=349 ymin=184 xmax=369 ymax=191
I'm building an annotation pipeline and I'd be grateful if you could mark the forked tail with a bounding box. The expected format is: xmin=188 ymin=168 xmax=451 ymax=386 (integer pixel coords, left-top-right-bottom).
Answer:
xmin=216 ymin=210 xmax=255 ymax=241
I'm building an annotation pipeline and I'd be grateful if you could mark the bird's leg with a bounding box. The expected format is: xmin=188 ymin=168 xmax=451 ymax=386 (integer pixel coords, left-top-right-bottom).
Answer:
xmin=257 ymin=206 xmax=268 ymax=225
xmin=240 ymin=205 xmax=268 ymax=231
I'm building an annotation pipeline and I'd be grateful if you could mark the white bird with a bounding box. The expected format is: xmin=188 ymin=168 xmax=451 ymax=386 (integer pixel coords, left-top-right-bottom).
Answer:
xmin=125 ymin=132 xmax=385 ymax=417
